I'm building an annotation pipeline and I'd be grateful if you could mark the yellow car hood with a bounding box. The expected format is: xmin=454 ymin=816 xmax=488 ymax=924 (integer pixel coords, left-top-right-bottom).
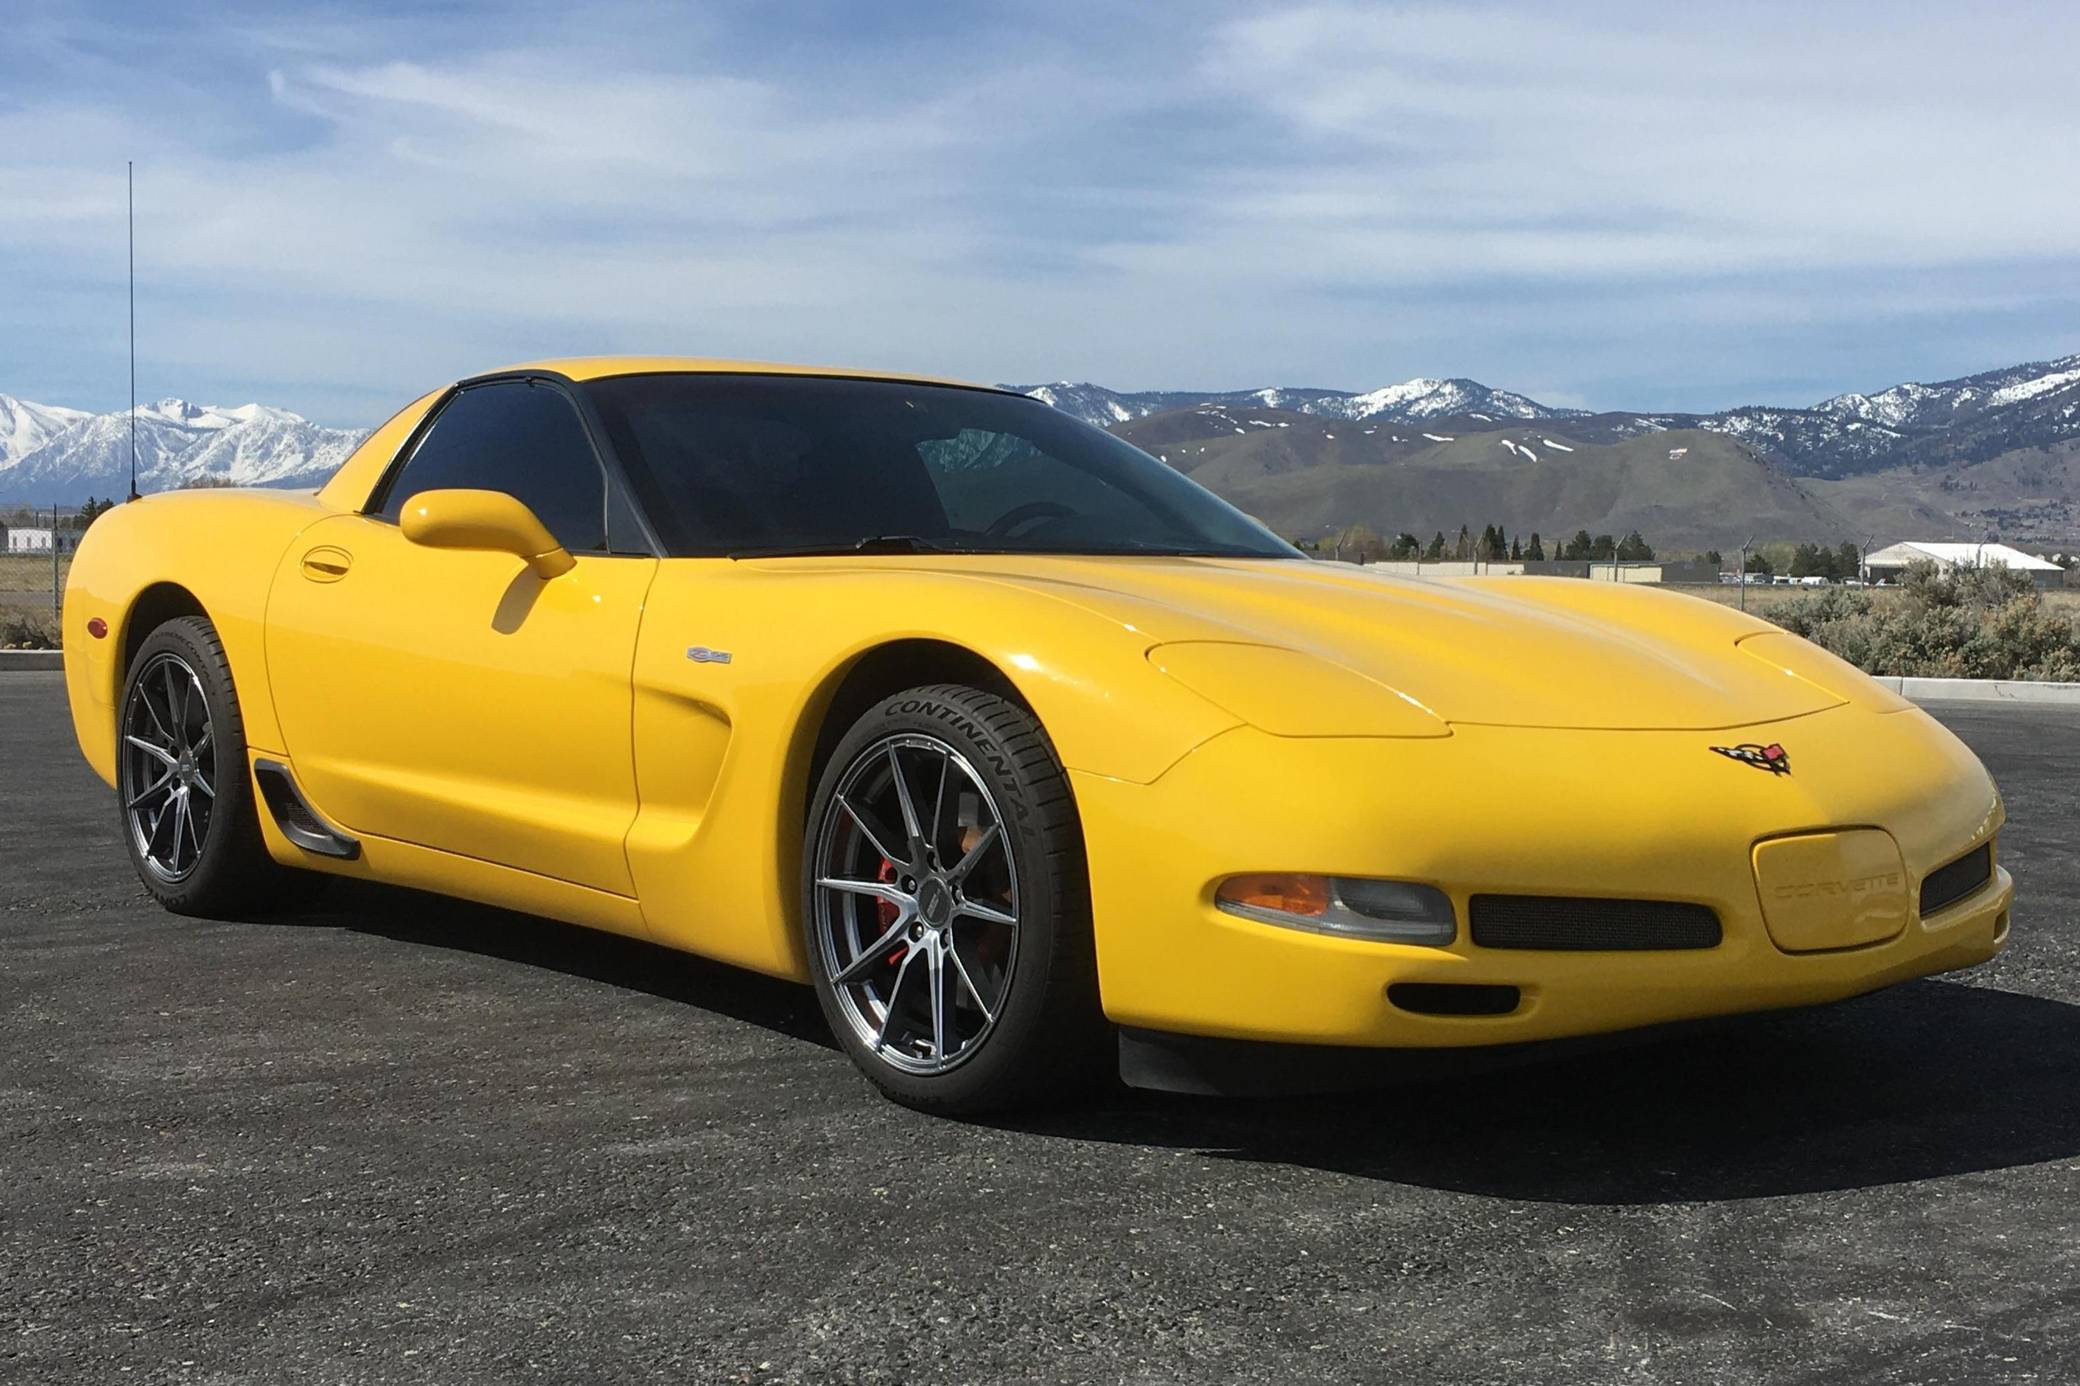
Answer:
xmin=906 ymin=555 xmax=1843 ymax=732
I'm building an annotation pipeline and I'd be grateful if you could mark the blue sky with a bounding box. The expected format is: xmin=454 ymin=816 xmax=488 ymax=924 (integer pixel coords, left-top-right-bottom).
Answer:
xmin=7 ymin=0 xmax=2080 ymax=425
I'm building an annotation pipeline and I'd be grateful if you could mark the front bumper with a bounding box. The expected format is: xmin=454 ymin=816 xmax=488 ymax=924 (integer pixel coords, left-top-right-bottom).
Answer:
xmin=1073 ymin=704 xmax=2009 ymax=1048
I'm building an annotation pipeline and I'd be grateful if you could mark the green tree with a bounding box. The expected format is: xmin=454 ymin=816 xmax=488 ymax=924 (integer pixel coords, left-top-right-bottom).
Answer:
xmin=63 ymin=497 xmax=115 ymax=530
xmin=1835 ymin=541 xmax=1861 ymax=581
xmin=1509 ymin=536 xmax=1522 ymax=560
xmin=1454 ymin=523 xmax=1472 ymax=561
xmin=1615 ymin=530 xmax=1654 ymax=561
xmin=1703 ymin=549 xmax=1724 ymax=566
xmin=1526 ymin=532 xmax=1545 ymax=561
xmin=1423 ymin=531 xmax=1447 ymax=561
xmin=1591 ymin=533 xmax=1617 ymax=561
xmin=1562 ymin=529 xmax=1594 ymax=560
xmin=1327 ymin=522 xmax=1384 ymax=563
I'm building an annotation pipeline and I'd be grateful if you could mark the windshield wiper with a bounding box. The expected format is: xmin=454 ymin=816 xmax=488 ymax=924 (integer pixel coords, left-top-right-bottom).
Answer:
xmin=727 ymin=534 xmax=950 ymax=559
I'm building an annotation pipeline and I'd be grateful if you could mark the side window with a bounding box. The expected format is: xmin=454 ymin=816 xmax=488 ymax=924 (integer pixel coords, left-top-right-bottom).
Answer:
xmin=376 ymin=381 xmax=612 ymax=552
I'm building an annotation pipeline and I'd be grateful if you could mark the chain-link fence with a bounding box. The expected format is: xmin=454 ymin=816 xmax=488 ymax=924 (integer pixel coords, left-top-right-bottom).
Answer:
xmin=0 ymin=504 xmax=92 ymax=649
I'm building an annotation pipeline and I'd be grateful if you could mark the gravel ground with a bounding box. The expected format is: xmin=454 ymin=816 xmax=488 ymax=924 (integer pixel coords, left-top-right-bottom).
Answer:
xmin=4 ymin=671 xmax=2077 ymax=1385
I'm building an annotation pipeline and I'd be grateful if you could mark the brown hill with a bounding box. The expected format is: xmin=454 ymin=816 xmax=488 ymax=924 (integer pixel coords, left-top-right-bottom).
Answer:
xmin=1810 ymin=439 xmax=2080 ymax=547
xmin=1114 ymin=406 xmax=1887 ymax=552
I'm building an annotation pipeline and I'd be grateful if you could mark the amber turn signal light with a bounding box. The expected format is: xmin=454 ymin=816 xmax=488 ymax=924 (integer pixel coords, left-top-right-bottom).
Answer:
xmin=1217 ymin=873 xmax=1330 ymax=918
xmin=1216 ymin=873 xmax=1456 ymax=945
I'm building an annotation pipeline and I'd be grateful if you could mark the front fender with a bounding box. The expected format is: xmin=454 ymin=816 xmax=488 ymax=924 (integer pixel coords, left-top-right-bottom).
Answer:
xmin=622 ymin=560 xmax=1244 ymax=978
xmin=62 ymin=489 xmax=332 ymax=785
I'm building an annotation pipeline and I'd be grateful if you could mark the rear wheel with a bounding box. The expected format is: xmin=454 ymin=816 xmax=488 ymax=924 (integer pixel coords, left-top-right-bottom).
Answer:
xmin=117 ymin=616 xmax=279 ymax=916
xmin=803 ymin=683 xmax=1106 ymax=1114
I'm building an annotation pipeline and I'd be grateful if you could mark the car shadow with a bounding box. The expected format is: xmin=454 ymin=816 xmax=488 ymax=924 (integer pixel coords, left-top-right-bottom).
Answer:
xmin=264 ymin=876 xmax=836 ymax=1048
xmin=1003 ymin=978 xmax=2080 ymax=1202
xmin=257 ymin=880 xmax=2077 ymax=1202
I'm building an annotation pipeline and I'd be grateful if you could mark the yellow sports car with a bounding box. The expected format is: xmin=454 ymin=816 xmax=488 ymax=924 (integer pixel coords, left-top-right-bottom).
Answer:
xmin=62 ymin=358 xmax=2012 ymax=1112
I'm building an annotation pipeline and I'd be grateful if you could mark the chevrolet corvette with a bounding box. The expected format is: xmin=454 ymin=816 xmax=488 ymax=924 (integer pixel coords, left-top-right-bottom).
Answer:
xmin=62 ymin=358 xmax=2013 ymax=1112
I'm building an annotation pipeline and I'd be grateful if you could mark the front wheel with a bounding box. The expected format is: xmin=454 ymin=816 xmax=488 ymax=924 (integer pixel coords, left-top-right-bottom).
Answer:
xmin=802 ymin=683 xmax=1107 ymax=1114
xmin=117 ymin=615 xmax=280 ymax=916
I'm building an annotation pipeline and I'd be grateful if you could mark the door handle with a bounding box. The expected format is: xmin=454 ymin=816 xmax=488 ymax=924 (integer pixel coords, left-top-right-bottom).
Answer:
xmin=301 ymin=546 xmax=353 ymax=583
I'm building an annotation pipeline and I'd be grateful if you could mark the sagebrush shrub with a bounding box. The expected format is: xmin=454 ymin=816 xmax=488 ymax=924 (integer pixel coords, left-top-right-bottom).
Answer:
xmin=1772 ymin=560 xmax=2078 ymax=681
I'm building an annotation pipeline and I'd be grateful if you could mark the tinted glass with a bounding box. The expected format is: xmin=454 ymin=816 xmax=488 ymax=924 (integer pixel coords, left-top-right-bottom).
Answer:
xmin=377 ymin=381 xmax=615 ymax=552
xmin=583 ymin=374 xmax=1298 ymax=559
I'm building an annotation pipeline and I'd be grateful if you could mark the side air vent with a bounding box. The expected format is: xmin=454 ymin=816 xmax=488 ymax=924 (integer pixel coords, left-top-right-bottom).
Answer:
xmin=1920 ymin=842 xmax=1993 ymax=918
xmin=253 ymin=760 xmax=360 ymax=859
xmin=1469 ymin=895 xmax=1721 ymax=951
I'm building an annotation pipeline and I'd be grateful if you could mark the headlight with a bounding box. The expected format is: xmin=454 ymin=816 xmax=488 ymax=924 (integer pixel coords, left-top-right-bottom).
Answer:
xmin=1215 ymin=873 xmax=1457 ymax=945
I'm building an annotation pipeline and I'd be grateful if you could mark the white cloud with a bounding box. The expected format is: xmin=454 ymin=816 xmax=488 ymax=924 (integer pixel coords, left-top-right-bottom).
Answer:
xmin=4 ymin=1 xmax=2078 ymax=420
xmin=1188 ymin=4 xmax=2080 ymax=280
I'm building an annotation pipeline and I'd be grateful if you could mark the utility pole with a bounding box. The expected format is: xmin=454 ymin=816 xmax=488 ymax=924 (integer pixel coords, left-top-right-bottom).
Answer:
xmin=52 ymin=503 xmax=61 ymax=623
xmin=1738 ymin=537 xmax=1754 ymax=612
xmin=128 ymin=160 xmax=138 ymax=502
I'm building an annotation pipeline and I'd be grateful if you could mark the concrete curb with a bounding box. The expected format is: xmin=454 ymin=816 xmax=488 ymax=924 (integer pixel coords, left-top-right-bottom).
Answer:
xmin=1876 ymin=675 xmax=2080 ymax=705
xmin=0 ymin=650 xmax=63 ymax=671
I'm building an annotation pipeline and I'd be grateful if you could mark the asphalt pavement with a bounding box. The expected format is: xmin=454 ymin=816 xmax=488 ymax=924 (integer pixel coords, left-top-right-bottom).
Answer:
xmin=4 ymin=671 xmax=2078 ymax=1385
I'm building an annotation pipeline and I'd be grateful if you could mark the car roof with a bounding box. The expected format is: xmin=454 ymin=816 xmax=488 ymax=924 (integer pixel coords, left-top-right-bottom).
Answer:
xmin=492 ymin=355 xmax=1004 ymax=393
xmin=314 ymin=357 xmax=1021 ymax=513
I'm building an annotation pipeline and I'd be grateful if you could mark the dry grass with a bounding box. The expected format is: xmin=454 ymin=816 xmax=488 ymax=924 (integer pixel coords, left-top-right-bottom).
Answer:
xmin=1665 ymin=581 xmax=2080 ymax=627
xmin=0 ymin=554 xmax=67 ymax=647
xmin=1674 ymin=571 xmax=2080 ymax=680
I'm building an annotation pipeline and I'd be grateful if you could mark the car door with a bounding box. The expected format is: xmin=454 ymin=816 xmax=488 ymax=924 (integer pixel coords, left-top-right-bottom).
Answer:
xmin=265 ymin=378 xmax=657 ymax=895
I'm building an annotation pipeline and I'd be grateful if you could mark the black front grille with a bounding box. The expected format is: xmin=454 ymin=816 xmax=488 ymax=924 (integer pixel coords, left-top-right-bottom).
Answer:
xmin=1920 ymin=843 xmax=1993 ymax=917
xmin=1469 ymin=895 xmax=1722 ymax=951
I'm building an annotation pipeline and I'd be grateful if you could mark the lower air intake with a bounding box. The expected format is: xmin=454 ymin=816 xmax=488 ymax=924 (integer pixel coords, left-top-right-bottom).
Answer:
xmin=1387 ymin=983 xmax=1520 ymax=1017
xmin=1470 ymin=895 xmax=1722 ymax=951
xmin=1920 ymin=842 xmax=1993 ymax=918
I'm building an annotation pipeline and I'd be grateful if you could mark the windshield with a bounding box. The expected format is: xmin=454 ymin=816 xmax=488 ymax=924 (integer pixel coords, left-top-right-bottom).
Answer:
xmin=582 ymin=373 xmax=1300 ymax=559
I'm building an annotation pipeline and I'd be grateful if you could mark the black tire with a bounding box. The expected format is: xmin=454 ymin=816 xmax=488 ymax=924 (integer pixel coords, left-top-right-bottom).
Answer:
xmin=802 ymin=683 xmax=1108 ymax=1114
xmin=116 ymin=615 xmax=282 ymax=916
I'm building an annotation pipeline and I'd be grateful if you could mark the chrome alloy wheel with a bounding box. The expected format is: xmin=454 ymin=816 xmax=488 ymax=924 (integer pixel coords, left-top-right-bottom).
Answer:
xmin=120 ymin=651 xmax=217 ymax=883
xmin=811 ymin=734 xmax=1020 ymax=1075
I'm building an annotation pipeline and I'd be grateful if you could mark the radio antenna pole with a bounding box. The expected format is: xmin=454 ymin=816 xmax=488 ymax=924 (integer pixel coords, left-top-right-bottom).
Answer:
xmin=128 ymin=159 xmax=139 ymax=502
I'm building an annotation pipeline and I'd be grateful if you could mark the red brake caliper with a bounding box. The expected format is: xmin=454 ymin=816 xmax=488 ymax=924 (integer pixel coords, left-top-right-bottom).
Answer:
xmin=877 ymin=857 xmax=907 ymax=965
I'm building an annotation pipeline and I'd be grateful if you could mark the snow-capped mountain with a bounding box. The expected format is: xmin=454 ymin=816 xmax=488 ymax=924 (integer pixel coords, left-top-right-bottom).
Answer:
xmin=1660 ymin=353 xmax=2080 ymax=477
xmin=1020 ymin=350 xmax=2080 ymax=479
xmin=1820 ymin=354 xmax=2080 ymax=431
xmin=6 ymin=349 xmax=2076 ymax=505
xmin=1011 ymin=377 xmax=1577 ymax=429
xmin=0 ymin=395 xmax=92 ymax=467
xmin=0 ymin=397 xmax=366 ymax=504
xmin=1311 ymin=377 xmax=1569 ymax=422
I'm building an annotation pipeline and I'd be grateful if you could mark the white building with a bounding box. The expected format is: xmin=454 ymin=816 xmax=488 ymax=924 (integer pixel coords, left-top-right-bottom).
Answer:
xmin=1864 ymin=540 xmax=2066 ymax=590
xmin=3 ymin=526 xmax=83 ymax=556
